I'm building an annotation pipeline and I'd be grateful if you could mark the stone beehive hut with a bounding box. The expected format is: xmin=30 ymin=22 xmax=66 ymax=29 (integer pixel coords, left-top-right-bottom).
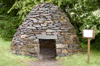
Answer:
xmin=11 ymin=2 xmax=82 ymax=59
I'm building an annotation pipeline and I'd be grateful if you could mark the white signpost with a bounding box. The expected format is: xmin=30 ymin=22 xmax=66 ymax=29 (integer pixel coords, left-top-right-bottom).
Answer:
xmin=83 ymin=29 xmax=95 ymax=63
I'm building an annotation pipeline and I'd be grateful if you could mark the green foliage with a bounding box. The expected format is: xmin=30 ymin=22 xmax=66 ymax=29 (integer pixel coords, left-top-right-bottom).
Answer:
xmin=65 ymin=0 xmax=100 ymax=49
xmin=8 ymin=0 xmax=48 ymax=20
xmin=65 ymin=0 xmax=100 ymax=39
xmin=0 ymin=15 xmax=21 ymax=40
xmin=91 ymin=33 xmax=100 ymax=50
xmin=7 ymin=0 xmax=77 ymax=20
xmin=0 ymin=0 xmax=16 ymax=15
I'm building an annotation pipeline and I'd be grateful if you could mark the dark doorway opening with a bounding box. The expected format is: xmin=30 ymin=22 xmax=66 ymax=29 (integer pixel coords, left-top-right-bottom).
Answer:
xmin=39 ymin=39 xmax=56 ymax=60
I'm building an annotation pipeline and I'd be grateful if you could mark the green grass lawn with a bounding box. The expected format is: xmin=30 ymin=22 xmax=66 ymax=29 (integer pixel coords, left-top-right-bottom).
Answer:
xmin=0 ymin=38 xmax=37 ymax=66
xmin=0 ymin=38 xmax=100 ymax=66
xmin=57 ymin=43 xmax=100 ymax=66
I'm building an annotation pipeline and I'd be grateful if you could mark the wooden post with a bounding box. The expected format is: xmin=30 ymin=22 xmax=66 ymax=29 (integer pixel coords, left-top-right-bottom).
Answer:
xmin=83 ymin=29 xmax=95 ymax=63
xmin=88 ymin=38 xmax=90 ymax=63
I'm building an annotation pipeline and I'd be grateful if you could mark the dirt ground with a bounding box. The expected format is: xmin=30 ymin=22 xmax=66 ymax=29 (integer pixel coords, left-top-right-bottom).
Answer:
xmin=28 ymin=45 xmax=62 ymax=66
xmin=29 ymin=59 xmax=61 ymax=66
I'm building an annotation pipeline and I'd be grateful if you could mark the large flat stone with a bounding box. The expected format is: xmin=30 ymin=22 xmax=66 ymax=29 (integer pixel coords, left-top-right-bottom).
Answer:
xmin=36 ymin=35 xmax=57 ymax=39
xmin=46 ymin=29 xmax=56 ymax=32
xmin=29 ymin=18 xmax=37 ymax=22
xmin=56 ymin=44 xmax=68 ymax=48
xmin=28 ymin=36 xmax=36 ymax=39
xmin=27 ymin=27 xmax=36 ymax=29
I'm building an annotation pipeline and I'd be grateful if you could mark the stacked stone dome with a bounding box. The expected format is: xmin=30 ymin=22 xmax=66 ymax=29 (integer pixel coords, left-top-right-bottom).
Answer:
xmin=10 ymin=2 xmax=82 ymax=58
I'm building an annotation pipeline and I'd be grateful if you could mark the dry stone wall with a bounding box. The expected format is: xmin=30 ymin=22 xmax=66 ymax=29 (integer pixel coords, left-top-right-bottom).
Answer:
xmin=11 ymin=2 xmax=82 ymax=58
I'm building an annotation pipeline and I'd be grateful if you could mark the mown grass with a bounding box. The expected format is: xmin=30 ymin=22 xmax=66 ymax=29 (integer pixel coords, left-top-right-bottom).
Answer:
xmin=0 ymin=38 xmax=37 ymax=66
xmin=57 ymin=43 xmax=100 ymax=66
xmin=1 ymin=37 xmax=100 ymax=66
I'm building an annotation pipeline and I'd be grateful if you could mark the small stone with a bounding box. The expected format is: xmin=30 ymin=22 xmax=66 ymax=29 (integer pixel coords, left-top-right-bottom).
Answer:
xmin=52 ymin=6 xmax=58 ymax=10
xmin=56 ymin=49 xmax=62 ymax=53
xmin=21 ymin=35 xmax=28 ymax=38
xmin=21 ymin=46 xmax=27 ymax=52
xmin=20 ymin=43 xmax=24 ymax=45
xmin=37 ymin=27 xmax=41 ymax=30
xmin=56 ymin=44 xmax=68 ymax=48
xmin=45 ymin=21 xmax=54 ymax=23
xmin=41 ymin=23 xmax=47 ymax=26
xmin=34 ymin=47 xmax=38 ymax=51
xmin=50 ymin=10 xmax=56 ymax=12
xmin=40 ymin=14 xmax=50 ymax=16
xmin=27 ymin=44 xmax=38 ymax=48
xmin=46 ymin=16 xmax=52 ymax=19
xmin=57 ymin=30 xmax=62 ymax=32
xmin=39 ymin=8 xmax=49 ymax=11
xmin=56 ymin=44 xmax=65 ymax=48
xmin=65 ymin=40 xmax=71 ymax=44
xmin=30 ymin=11 xmax=35 ymax=13
xmin=31 ymin=32 xmax=41 ymax=34
xmin=27 ymin=27 xmax=36 ymax=29
xmin=57 ymin=53 xmax=65 ymax=57
xmin=46 ymin=32 xmax=52 ymax=35
xmin=34 ymin=24 xmax=41 ymax=27
xmin=11 ymin=50 xmax=16 ymax=54
xmin=41 ymin=27 xmax=47 ymax=29
xmin=27 ymin=15 xmax=39 ymax=18
xmin=54 ymin=23 xmax=61 ymax=26
xmin=28 ymin=48 xmax=35 ymax=53
xmin=48 ymin=24 xmax=53 ymax=26
xmin=62 ymin=49 xmax=68 ymax=53
xmin=36 ymin=11 xmax=44 ymax=13
xmin=51 ymin=27 xmax=60 ymax=29
xmin=28 ymin=36 xmax=36 ymax=39
xmin=61 ymin=27 xmax=66 ymax=29
xmin=11 ymin=46 xmax=16 ymax=50
xmin=29 ymin=18 xmax=37 ymax=22
xmin=67 ymin=49 xmax=74 ymax=53
xmin=41 ymin=32 xmax=46 ymax=35
xmin=21 ymin=32 xmax=24 ymax=34
xmin=48 ymin=25 xmax=56 ymax=28
xmin=39 ymin=18 xmax=46 ymax=21
xmin=34 ymin=39 xmax=39 ymax=42
xmin=54 ymin=20 xmax=59 ymax=23
xmin=52 ymin=32 xmax=60 ymax=35
xmin=52 ymin=14 xmax=60 ymax=18
xmin=46 ymin=29 xmax=56 ymax=32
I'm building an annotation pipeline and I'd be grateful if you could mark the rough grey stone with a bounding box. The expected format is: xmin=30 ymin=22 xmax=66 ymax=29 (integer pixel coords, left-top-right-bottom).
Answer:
xmin=11 ymin=2 xmax=82 ymax=58
xmin=56 ymin=44 xmax=68 ymax=49
xmin=27 ymin=27 xmax=36 ymax=29
xmin=41 ymin=32 xmax=46 ymax=35
xmin=41 ymin=23 xmax=47 ymax=26
xmin=34 ymin=24 xmax=41 ymax=27
xmin=28 ymin=36 xmax=36 ymax=39
xmin=41 ymin=27 xmax=47 ymax=29
xmin=29 ymin=18 xmax=37 ymax=22
xmin=27 ymin=15 xmax=39 ymax=18
xmin=46 ymin=29 xmax=56 ymax=32
xmin=36 ymin=35 xmax=57 ymax=39
xmin=39 ymin=8 xmax=49 ymax=11
xmin=51 ymin=27 xmax=60 ymax=29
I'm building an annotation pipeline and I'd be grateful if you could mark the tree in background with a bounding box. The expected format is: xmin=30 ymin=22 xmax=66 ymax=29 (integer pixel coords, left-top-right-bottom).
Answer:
xmin=0 ymin=0 xmax=21 ymax=40
xmin=65 ymin=0 xmax=100 ymax=49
